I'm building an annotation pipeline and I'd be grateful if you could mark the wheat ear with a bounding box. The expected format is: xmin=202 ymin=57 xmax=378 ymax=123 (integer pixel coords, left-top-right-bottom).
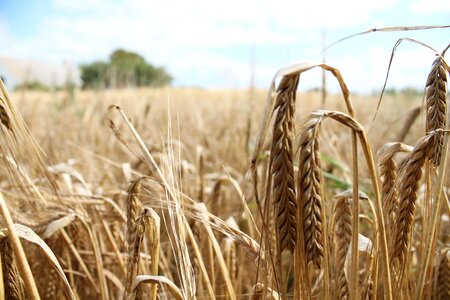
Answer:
xmin=435 ymin=250 xmax=450 ymax=300
xmin=392 ymin=135 xmax=432 ymax=265
xmin=0 ymin=193 xmax=40 ymax=299
xmin=333 ymin=193 xmax=352 ymax=300
xmin=124 ymin=209 xmax=148 ymax=300
xmin=0 ymin=238 xmax=24 ymax=300
xmin=124 ymin=178 xmax=143 ymax=299
xmin=298 ymin=115 xmax=324 ymax=269
xmin=426 ymin=56 xmax=448 ymax=167
xmin=270 ymin=75 xmax=299 ymax=253
xmin=145 ymin=208 xmax=160 ymax=300
xmin=126 ymin=177 xmax=143 ymax=253
xmin=377 ymin=142 xmax=413 ymax=246
xmin=397 ymin=106 xmax=421 ymax=143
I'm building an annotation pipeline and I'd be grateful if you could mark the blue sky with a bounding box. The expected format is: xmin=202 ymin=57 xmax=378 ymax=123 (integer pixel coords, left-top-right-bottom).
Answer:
xmin=0 ymin=0 xmax=449 ymax=93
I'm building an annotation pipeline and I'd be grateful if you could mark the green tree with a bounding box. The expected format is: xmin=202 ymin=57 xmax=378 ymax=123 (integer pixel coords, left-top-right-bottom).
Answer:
xmin=109 ymin=49 xmax=143 ymax=88
xmin=80 ymin=61 xmax=108 ymax=89
xmin=80 ymin=49 xmax=172 ymax=89
xmin=136 ymin=64 xmax=172 ymax=87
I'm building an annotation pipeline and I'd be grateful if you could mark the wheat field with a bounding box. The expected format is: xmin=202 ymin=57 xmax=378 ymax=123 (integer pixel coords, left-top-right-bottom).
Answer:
xmin=0 ymin=52 xmax=448 ymax=300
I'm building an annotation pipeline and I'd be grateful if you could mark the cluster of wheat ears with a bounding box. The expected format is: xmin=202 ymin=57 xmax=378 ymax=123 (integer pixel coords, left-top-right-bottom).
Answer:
xmin=0 ymin=33 xmax=448 ymax=299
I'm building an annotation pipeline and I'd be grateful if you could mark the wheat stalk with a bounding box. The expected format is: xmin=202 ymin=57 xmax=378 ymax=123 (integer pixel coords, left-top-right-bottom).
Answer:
xmin=415 ymin=52 xmax=450 ymax=299
xmin=185 ymin=220 xmax=215 ymax=299
xmin=196 ymin=202 xmax=236 ymax=300
xmin=309 ymin=110 xmax=393 ymax=299
xmin=224 ymin=217 xmax=238 ymax=294
xmin=129 ymin=275 xmax=183 ymax=300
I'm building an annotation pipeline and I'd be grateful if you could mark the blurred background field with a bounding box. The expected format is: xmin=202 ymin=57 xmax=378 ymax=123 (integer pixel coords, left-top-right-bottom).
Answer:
xmin=12 ymin=87 xmax=423 ymax=182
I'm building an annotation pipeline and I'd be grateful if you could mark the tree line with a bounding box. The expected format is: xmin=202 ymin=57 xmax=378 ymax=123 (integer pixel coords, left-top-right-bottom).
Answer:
xmin=80 ymin=49 xmax=172 ymax=89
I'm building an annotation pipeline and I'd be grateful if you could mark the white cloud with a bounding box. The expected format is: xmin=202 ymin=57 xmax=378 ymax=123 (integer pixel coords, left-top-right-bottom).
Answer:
xmin=0 ymin=22 xmax=8 ymax=36
xmin=327 ymin=46 xmax=437 ymax=93
xmin=11 ymin=0 xmax=449 ymax=93
xmin=0 ymin=21 xmax=13 ymax=48
xmin=410 ymin=0 xmax=450 ymax=13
